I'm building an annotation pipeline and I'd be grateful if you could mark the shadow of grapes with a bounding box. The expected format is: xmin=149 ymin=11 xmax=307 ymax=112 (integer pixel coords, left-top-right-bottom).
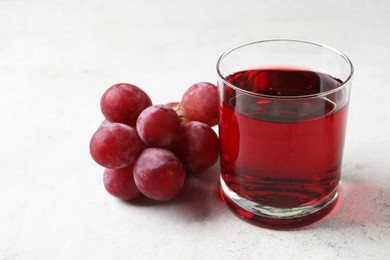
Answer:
xmin=172 ymin=162 xmax=226 ymax=222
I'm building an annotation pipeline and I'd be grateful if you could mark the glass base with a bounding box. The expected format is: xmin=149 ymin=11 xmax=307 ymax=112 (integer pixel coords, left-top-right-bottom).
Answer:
xmin=220 ymin=176 xmax=339 ymax=230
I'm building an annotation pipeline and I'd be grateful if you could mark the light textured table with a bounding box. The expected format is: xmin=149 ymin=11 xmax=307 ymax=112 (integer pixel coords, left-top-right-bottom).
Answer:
xmin=1 ymin=0 xmax=389 ymax=259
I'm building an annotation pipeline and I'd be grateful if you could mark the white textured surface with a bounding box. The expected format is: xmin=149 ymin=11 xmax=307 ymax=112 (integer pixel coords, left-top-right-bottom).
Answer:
xmin=0 ymin=0 xmax=389 ymax=259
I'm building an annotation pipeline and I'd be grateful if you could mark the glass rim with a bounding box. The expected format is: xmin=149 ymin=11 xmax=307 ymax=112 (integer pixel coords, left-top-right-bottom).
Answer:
xmin=216 ymin=38 xmax=354 ymax=99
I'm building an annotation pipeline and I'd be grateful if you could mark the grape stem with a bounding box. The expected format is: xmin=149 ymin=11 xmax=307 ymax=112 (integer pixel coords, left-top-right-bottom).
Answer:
xmin=173 ymin=103 xmax=181 ymax=112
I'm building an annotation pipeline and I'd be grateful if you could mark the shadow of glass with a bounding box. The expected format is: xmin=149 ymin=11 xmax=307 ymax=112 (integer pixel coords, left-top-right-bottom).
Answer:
xmin=317 ymin=163 xmax=390 ymax=233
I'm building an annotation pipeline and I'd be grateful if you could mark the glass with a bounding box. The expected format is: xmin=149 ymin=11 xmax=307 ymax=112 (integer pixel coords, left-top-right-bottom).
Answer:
xmin=217 ymin=39 xmax=353 ymax=229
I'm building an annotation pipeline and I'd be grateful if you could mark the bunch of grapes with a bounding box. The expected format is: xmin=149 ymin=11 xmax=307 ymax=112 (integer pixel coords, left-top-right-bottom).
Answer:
xmin=89 ymin=82 xmax=219 ymax=201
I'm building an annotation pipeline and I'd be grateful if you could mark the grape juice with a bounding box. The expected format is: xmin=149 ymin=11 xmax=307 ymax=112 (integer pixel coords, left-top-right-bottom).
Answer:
xmin=219 ymin=68 xmax=349 ymax=213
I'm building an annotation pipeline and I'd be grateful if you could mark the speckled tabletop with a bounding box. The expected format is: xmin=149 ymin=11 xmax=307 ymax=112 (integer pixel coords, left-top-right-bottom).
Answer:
xmin=1 ymin=0 xmax=389 ymax=259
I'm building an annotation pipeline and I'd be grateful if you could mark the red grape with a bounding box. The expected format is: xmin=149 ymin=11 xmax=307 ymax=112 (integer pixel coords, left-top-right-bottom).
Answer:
xmin=99 ymin=119 xmax=112 ymax=128
xmin=136 ymin=105 xmax=181 ymax=147
xmin=100 ymin=83 xmax=152 ymax=126
xmin=90 ymin=123 xmax=143 ymax=169
xmin=180 ymin=82 xmax=218 ymax=126
xmin=166 ymin=102 xmax=180 ymax=110
xmin=103 ymin=165 xmax=141 ymax=201
xmin=173 ymin=121 xmax=219 ymax=173
xmin=133 ymin=148 xmax=185 ymax=201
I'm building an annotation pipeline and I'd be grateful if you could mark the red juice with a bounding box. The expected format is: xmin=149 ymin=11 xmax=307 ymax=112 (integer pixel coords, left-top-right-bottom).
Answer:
xmin=219 ymin=68 xmax=349 ymax=210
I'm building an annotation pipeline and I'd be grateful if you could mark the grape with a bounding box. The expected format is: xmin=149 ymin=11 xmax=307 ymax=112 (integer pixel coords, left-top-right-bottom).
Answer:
xmin=133 ymin=148 xmax=185 ymax=201
xmin=99 ymin=119 xmax=112 ymax=128
xmin=180 ymin=82 xmax=218 ymax=126
xmin=100 ymin=83 xmax=152 ymax=126
xmin=166 ymin=102 xmax=180 ymax=110
xmin=103 ymin=165 xmax=141 ymax=201
xmin=136 ymin=105 xmax=181 ymax=147
xmin=173 ymin=121 xmax=219 ymax=173
xmin=90 ymin=123 xmax=143 ymax=169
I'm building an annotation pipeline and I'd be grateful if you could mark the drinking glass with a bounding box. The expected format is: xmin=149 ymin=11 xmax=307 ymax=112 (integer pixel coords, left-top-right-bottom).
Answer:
xmin=217 ymin=39 xmax=353 ymax=229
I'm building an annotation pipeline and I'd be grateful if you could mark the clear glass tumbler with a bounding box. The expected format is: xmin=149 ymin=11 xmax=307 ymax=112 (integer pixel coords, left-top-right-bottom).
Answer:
xmin=217 ymin=39 xmax=353 ymax=229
